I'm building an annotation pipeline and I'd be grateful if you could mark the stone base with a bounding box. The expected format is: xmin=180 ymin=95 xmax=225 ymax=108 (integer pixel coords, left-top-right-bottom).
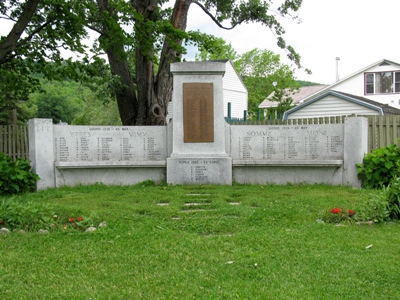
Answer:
xmin=55 ymin=166 xmax=166 ymax=187
xmin=167 ymin=157 xmax=232 ymax=185
xmin=233 ymin=165 xmax=343 ymax=185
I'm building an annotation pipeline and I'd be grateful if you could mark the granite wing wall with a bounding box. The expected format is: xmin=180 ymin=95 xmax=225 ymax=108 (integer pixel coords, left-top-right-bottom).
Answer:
xmin=230 ymin=117 xmax=368 ymax=187
xmin=29 ymin=119 xmax=169 ymax=190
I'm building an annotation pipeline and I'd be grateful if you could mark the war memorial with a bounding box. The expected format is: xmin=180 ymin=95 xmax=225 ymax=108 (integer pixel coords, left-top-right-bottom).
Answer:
xmin=29 ymin=62 xmax=368 ymax=190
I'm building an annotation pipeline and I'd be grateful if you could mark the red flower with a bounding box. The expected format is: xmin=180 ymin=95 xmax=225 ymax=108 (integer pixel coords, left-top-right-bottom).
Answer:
xmin=347 ymin=209 xmax=355 ymax=216
xmin=68 ymin=217 xmax=75 ymax=223
xmin=76 ymin=216 xmax=83 ymax=222
xmin=330 ymin=208 xmax=341 ymax=214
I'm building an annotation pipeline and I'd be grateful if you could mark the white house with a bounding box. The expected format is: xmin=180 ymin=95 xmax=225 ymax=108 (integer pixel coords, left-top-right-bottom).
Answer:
xmin=263 ymin=58 xmax=400 ymax=119
xmin=298 ymin=59 xmax=400 ymax=109
xmin=167 ymin=60 xmax=248 ymax=122
xmin=282 ymin=90 xmax=400 ymax=120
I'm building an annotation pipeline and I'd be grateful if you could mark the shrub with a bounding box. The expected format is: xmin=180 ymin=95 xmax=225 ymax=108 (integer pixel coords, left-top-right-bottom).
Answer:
xmin=357 ymin=143 xmax=400 ymax=189
xmin=355 ymin=189 xmax=390 ymax=223
xmin=385 ymin=177 xmax=400 ymax=219
xmin=355 ymin=179 xmax=400 ymax=223
xmin=0 ymin=153 xmax=40 ymax=195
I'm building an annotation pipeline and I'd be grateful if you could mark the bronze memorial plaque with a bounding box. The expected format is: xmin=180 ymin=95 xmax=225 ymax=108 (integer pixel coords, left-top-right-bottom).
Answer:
xmin=183 ymin=83 xmax=214 ymax=143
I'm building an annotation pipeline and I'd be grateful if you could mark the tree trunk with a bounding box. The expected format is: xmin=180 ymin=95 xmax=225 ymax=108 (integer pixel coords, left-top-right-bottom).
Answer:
xmin=155 ymin=0 xmax=191 ymax=123
xmin=98 ymin=0 xmax=193 ymax=125
xmin=107 ymin=50 xmax=138 ymax=125
xmin=97 ymin=0 xmax=138 ymax=125
xmin=132 ymin=0 xmax=192 ymax=125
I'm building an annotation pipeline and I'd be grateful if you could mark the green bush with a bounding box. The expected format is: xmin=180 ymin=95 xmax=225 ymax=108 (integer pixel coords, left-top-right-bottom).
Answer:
xmin=357 ymin=143 xmax=400 ymax=189
xmin=355 ymin=189 xmax=390 ymax=223
xmin=355 ymin=178 xmax=400 ymax=222
xmin=386 ymin=177 xmax=400 ymax=219
xmin=0 ymin=153 xmax=40 ymax=195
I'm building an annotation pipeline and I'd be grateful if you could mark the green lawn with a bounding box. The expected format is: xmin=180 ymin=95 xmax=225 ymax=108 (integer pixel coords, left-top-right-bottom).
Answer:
xmin=1 ymin=184 xmax=399 ymax=299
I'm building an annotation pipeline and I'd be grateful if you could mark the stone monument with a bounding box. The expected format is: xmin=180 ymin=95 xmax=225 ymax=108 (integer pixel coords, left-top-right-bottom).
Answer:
xmin=166 ymin=62 xmax=232 ymax=185
xmin=28 ymin=62 xmax=368 ymax=190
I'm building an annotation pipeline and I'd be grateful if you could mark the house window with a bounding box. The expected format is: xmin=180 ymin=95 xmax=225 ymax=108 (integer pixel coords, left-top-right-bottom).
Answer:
xmin=396 ymin=72 xmax=400 ymax=93
xmin=365 ymin=71 xmax=400 ymax=94
xmin=366 ymin=74 xmax=374 ymax=94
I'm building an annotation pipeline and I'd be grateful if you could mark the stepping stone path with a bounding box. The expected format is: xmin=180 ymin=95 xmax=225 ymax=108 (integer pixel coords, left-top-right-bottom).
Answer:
xmin=157 ymin=193 xmax=241 ymax=215
xmin=181 ymin=193 xmax=212 ymax=213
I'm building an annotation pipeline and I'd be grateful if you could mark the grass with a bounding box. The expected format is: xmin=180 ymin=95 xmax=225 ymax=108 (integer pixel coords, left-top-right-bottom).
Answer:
xmin=1 ymin=183 xmax=400 ymax=299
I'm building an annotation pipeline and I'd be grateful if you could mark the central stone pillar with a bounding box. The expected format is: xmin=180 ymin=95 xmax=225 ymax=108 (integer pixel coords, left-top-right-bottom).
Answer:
xmin=167 ymin=62 xmax=232 ymax=185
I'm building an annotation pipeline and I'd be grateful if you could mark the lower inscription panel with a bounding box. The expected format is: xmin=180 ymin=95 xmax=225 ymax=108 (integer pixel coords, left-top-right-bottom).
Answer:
xmin=167 ymin=157 xmax=232 ymax=185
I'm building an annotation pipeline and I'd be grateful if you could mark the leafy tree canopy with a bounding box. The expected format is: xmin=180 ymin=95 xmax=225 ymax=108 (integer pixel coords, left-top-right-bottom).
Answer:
xmin=0 ymin=0 xmax=91 ymax=123
xmin=31 ymin=80 xmax=84 ymax=124
xmin=195 ymin=37 xmax=238 ymax=61
xmin=0 ymin=0 xmax=305 ymax=125
xmin=237 ymin=49 xmax=300 ymax=115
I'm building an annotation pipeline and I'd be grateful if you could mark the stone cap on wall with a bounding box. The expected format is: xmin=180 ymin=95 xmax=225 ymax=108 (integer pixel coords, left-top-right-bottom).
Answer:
xmin=171 ymin=61 xmax=226 ymax=75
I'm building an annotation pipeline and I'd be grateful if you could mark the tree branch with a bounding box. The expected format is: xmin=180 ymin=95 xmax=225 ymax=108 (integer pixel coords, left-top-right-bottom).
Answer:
xmin=86 ymin=24 xmax=103 ymax=35
xmin=15 ymin=21 xmax=52 ymax=50
xmin=192 ymin=1 xmax=239 ymax=30
xmin=0 ymin=0 xmax=41 ymax=62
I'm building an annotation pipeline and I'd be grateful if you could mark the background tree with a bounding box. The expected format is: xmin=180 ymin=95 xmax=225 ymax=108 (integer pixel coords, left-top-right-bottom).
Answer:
xmin=0 ymin=65 xmax=39 ymax=124
xmin=27 ymin=75 xmax=121 ymax=125
xmin=234 ymin=48 xmax=299 ymax=116
xmin=0 ymin=0 xmax=90 ymax=124
xmin=32 ymin=80 xmax=85 ymax=124
xmin=195 ymin=37 xmax=238 ymax=61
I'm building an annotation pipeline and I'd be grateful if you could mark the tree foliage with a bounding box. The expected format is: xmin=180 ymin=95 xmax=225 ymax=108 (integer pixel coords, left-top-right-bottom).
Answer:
xmin=234 ymin=48 xmax=299 ymax=115
xmin=195 ymin=37 xmax=238 ymax=61
xmin=0 ymin=0 xmax=305 ymax=125
xmin=31 ymin=80 xmax=85 ymax=124
xmin=0 ymin=0 xmax=90 ymax=123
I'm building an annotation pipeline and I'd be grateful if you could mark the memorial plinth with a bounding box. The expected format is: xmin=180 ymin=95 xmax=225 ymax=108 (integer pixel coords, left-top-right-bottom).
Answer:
xmin=167 ymin=62 xmax=232 ymax=185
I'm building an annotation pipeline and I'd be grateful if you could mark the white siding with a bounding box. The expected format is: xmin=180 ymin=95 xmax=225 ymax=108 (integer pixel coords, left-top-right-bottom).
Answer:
xmin=224 ymin=89 xmax=248 ymax=119
xmin=333 ymin=76 xmax=365 ymax=96
xmin=223 ymin=62 xmax=247 ymax=92
xmin=287 ymin=95 xmax=380 ymax=119
xmin=330 ymin=62 xmax=400 ymax=108
xmin=223 ymin=61 xmax=248 ymax=119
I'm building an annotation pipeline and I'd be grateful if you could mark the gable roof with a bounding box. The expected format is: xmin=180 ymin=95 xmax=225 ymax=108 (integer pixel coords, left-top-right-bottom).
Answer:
xmin=300 ymin=58 xmax=400 ymax=103
xmin=282 ymin=90 xmax=400 ymax=119
xmin=332 ymin=91 xmax=400 ymax=115
xmin=258 ymin=85 xmax=328 ymax=108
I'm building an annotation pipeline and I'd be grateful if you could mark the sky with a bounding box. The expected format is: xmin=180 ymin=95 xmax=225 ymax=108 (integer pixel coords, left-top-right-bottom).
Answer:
xmin=181 ymin=0 xmax=400 ymax=85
